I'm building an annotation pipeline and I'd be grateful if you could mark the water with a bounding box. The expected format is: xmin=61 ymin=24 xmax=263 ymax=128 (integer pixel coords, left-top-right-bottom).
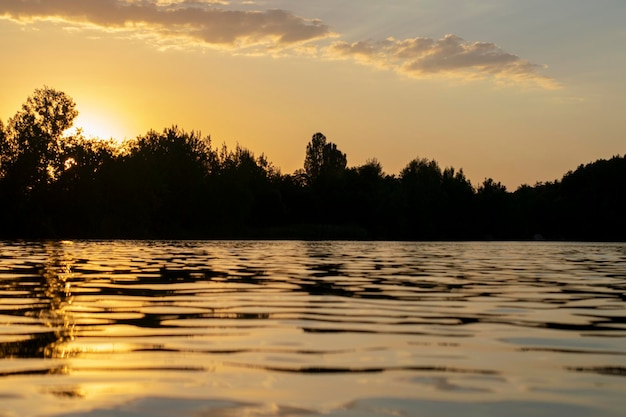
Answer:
xmin=0 ymin=240 xmax=624 ymax=417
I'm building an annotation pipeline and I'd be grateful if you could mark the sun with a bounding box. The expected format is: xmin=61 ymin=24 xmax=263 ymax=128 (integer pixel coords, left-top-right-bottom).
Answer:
xmin=69 ymin=112 xmax=119 ymax=140
xmin=65 ymin=105 xmax=133 ymax=142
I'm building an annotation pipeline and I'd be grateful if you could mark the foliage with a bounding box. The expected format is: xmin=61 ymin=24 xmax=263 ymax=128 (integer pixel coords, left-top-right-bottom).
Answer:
xmin=0 ymin=119 xmax=7 ymax=177
xmin=2 ymin=86 xmax=78 ymax=192
xmin=303 ymin=132 xmax=347 ymax=185
xmin=304 ymin=132 xmax=326 ymax=181
xmin=0 ymin=87 xmax=624 ymax=241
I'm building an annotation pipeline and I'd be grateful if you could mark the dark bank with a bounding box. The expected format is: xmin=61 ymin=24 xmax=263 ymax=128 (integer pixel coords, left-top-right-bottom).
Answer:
xmin=1 ymin=87 xmax=624 ymax=241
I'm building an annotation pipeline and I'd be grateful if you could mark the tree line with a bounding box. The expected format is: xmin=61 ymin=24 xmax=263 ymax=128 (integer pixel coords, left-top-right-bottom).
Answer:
xmin=0 ymin=87 xmax=624 ymax=240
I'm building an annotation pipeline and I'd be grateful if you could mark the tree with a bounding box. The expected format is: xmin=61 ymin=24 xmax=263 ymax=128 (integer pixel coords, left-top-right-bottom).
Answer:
xmin=0 ymin=119 xmax=8 ymax=178
xmin=45 ymin=135 xmax=119 ymax=237
xmin=215 ymin=144 xmax=284 ymax=229
xmin=358 ymin=158 xmax=384 ymax=179
xmin=398 ymin=157 xmax=444 ymax=238
xmin=3 ymin=86 xmax=78 ymax=189
xmin=557 ymin=155 xmax=626 ymax=239
xmin=440 ymin=167 xmax=476 ymax=238
xmin=303 ymin=132 xmax=347 ymax=184
xmin=399 ymin=157 xmax=445 ymax=212
xmin=342 ymin=158 xmax=392 ymax=234
xmin=113 ymin=126 xmax=216 ymax=236
xmin=321 ymin=142 xmax=347 ymax=178
xmin=476 ymin=178 xmax=510 ymax=238
xmin=304 ymin=132 xmax=327 ymax=181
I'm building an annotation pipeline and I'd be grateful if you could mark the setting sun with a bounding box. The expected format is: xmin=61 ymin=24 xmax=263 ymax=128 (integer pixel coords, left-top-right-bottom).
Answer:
xmin=69 ymin=108 xmax=129 ymax=141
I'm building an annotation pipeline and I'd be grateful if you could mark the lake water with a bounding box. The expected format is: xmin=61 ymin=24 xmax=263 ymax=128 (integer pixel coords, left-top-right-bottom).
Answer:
xmin=0 ymin=240 xmax=624 ymax=417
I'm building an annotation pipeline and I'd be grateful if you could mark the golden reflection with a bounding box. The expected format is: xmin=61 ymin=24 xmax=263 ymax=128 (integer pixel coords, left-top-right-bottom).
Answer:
xmin=0 ymin=241 xmax=624 ymax=417
xmin=31 ymin=241 xmax=77 ymax=359
xmin=35 ymin=241 xmax=140 ymax=360
xmin=0 ymin=242 xmax=81 ymax=359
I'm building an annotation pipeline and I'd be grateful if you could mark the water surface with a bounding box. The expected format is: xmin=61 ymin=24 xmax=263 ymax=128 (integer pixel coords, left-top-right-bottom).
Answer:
xmin=0 ymin=241 xmax=624 ymax=416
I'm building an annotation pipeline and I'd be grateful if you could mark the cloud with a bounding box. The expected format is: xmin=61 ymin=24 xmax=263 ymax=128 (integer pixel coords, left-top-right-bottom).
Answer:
xmin=0 ymin=1 xmax=557 ymax=88
xmin=0 ymin=0 xmax=332 ymax=49
xmin=329 ymin=34 xmax=559 ymax=89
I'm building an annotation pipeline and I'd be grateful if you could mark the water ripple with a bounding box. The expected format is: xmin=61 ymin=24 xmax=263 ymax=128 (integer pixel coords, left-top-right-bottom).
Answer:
xmin=0 ymin=241 xmax=624 ymax=416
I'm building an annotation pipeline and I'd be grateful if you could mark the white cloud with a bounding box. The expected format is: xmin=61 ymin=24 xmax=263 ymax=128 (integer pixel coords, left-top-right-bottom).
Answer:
xmin=329 ymin=34 xmax=559 ymax=89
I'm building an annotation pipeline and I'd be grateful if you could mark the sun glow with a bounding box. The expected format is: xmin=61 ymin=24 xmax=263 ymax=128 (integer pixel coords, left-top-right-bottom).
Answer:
xmin=65 ymin=102 xmax=136 ymax=142
xmin=69 ymin=112 xmax=121 ymax=140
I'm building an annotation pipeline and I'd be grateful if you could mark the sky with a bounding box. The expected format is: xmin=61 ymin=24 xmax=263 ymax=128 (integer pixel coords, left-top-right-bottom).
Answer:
xmin=1 ymin=0 xmax=625 ymax=189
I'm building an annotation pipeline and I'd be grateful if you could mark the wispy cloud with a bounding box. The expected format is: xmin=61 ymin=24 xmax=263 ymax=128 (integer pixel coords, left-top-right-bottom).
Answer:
xmin=329 ymin=34 xmax=559 ymax=89
xmin=0 ymin=0 xmax=557 ymax=88
xmin=0 ymin=0 xmax=332 ymax=48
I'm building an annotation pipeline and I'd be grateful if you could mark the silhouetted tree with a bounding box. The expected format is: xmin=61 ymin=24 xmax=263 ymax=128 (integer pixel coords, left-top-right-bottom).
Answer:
xmin=213 ymin=144 xmax=284 ymax=231
xmin=477 ymin=178 xmax=510 ymax=238
xmin=0 ymin=119 xmax=8 ymax=178
xmin=321 ymin=142 xmax=347 ymax=179
xmin=46 ymin=135 xmax=119 ymax=236
xmin=399 ymin=157 xmax=445 ymax=238
xmin=1 ymin=86 xmax=625 ymax=241
xmin=0 ymin=87 xmax=79 ymax=236
xmin=440 ymin=167 xmax=476 ymax=238
xmin=298 ymin=132 xmax=349 ymax=227
xmin=3 ymin=86 xmax=78 ymax=191
xmin=335 ymin=158 xmax=397 ymax=237
xmin=304 ymin=132 xmax=326 ymax=182
xmin=558 ymin=155 xmax=626 ymax=240
xmin=114 ymin=126 xmax=215 ymax=237
xmin=303 ymin=132 xmax=347 ymax=185
xmin=276 ymin=169 xmax=316 ymax=227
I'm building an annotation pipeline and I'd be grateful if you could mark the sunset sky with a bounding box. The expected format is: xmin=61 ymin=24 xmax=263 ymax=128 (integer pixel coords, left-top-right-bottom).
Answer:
xmin=1 ymin=0 xmax=624 ymax=189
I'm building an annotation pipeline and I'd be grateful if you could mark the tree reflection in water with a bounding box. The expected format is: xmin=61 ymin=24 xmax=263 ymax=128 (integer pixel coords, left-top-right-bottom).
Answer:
xmin=0 ymin=241 xmax=76 ymax=360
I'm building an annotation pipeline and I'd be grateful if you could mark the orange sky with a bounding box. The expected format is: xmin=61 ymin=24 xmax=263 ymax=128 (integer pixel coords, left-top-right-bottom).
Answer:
xmin=1 ymin=1 xmax=625 ymax=189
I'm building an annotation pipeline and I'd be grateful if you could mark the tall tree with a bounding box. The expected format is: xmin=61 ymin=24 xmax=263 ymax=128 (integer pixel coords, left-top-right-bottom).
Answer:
xmin=321 ymin=142 xmax=347 ymax=178
xmin=3 ymin=86 xmax=78 ymax=189
xmin=304 ymin=132 xmax=327 ymax=182
xmin=303 ymin=132 xmax=347 ymax=184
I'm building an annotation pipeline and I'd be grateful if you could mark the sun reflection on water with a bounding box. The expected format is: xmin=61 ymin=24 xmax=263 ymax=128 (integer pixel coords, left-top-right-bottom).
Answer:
xmin=0 ymin=241 xmax=624 ymax=416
